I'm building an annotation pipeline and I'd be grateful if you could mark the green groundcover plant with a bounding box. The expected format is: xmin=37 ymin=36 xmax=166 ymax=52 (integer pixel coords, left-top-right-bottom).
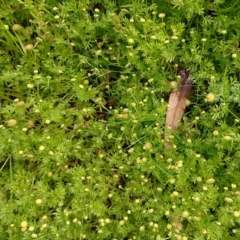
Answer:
xmin=1 ymin=0 xmax=240 ymax=239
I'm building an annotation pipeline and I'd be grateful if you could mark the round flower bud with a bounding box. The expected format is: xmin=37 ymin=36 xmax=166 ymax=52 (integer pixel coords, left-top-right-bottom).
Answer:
xmin=20 ymin=221 xmax=28 ymax=228
xmin=83 ymin=80 xmax=89 ymax=85
xmin=224 ymin=197 xmax=233 ymax=203
xmin=28 ymin=120 xmax=35 ymax=127
xmin=28 ymin=226 xmax=35 ymax=231
xmin=17 ymin=101 xmax=25 ymax=106
xmin=139 ymin=225 xmax=145 ymax=231
xmin=166 ymin=224 xmax=172 ymax=229
xmin=223 ymin=136 xmax=232 ymax=141
xmin=27 ymin=83 xmax=34 ymax=89
xmin=158 ymin=13 xmax=165 ymax=18
xmin=169 ymin=179 xmax=175 ymax=184
xmin=170 ymin=81 xmax=178 ymax=89
xmin=185 ymin=99 xmax=191 ymax=106
xmin=206 ymin=178 xmax=215 ymax=184
xmin=213 ymin=130 xmax=219 ymax=136
xmin=39 ymin=146 xmax=45 ymax=151
xmin=233 ymin=211 xmax=240 ymax=217
xmin=35 ymin=199 xmax=42 ymax=205
xmin=128 ymin=39 xmax=134 ymax=44
xmin=182 ymin=211 xmax=190 ymax=218
xmin=196 ymin=177 xmax=202 ymax=182
xmin=172 ymin=191 xmax=179 ymax=197
xmin=8 ymin=119 xmax=17 ymax=127
xmin=12 ymin=24 xmax=22 ymax=31
xmin=143 ymin=142 xmax=152 ymax=150
xmin=95 ymin=50 xmax=101 ymax=56
xmin=119 ymin=220 xmax=124 ymax=225
xmin=25 ymin=44 xmax=34 ymax=51
xmin=206 ymin=93 xmax=214 ymax=102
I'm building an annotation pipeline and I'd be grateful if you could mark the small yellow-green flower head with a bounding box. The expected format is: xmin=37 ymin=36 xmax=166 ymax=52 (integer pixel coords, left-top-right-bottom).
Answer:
xmin=206 ymin=93 xmax=214 ymax=102
xmin=8 ymin=119 xmax=17 ymax=127
xmin=223 ymin=136 xmax=232 ymax=141
xmin=158 ymin=13 xmax=165 ymax=18
xmin=127 ymin=38 xmax=134 ymax=44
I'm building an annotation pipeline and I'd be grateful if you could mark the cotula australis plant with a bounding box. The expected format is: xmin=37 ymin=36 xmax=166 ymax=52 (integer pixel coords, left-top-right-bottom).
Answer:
xmin=0 ymin=0 xmax=240 ymax=239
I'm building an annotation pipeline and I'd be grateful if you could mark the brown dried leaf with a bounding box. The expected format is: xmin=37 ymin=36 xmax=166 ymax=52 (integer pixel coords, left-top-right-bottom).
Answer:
xmin=165 ymin=70 xmax=193 ymax=148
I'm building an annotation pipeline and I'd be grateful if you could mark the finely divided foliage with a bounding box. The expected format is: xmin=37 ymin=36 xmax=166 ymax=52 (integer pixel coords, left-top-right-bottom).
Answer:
xmin=0 ymin=0 xmax=240 ymax=239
